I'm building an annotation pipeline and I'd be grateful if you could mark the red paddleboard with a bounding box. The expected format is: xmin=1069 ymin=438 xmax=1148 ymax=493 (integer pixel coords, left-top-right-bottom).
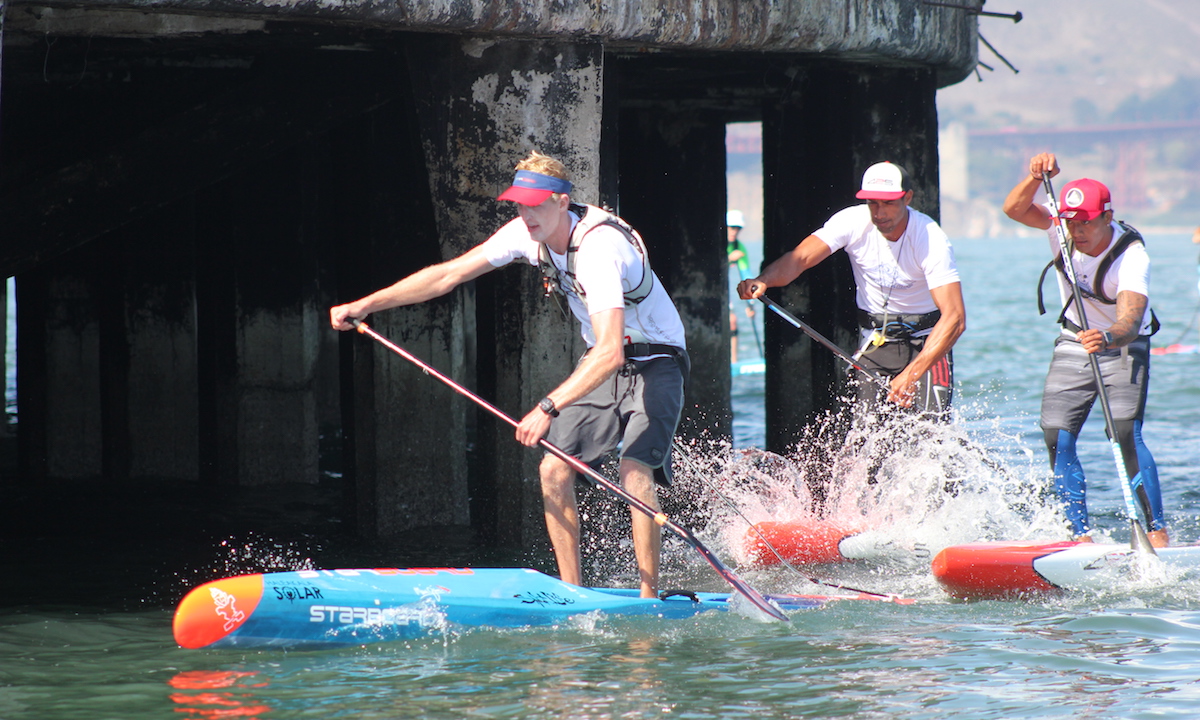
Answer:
xmin=931 ymin=541 xmax=1077 ymax=600
xmin=934 ymin=541 xmax=1200 ymax=600
xmin=1150 ymin=344 xmax=1198 ymax=356
xmin=743 ymin=520 xmax=864 ymax=565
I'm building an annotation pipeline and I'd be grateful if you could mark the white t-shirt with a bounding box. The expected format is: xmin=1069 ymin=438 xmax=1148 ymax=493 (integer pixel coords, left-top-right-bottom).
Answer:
xmin=480 ymin=212 xmax=687 ymax=350
xmin=813 ymin=205 xmax=960 ymax=315
xmin=1043 ymin=218 xmax=1153 ymax=337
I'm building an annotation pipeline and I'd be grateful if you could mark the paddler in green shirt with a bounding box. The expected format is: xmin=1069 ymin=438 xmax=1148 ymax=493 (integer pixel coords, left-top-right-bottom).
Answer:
xmin=727 ymin=209 xmax=757 ymax=362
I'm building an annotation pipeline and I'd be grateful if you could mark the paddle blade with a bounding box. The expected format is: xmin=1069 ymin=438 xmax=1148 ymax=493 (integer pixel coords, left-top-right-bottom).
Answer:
xmin=1129 ymin=520 xmax=1159 ymax=556
xmin=663 ymin=520 xmax=788 ymax=622
xmin=725 ymin=591 xmax=788 ymax=623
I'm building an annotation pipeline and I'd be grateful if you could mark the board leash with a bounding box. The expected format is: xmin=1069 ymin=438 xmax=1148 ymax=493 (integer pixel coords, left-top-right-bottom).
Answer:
xmin=758 ymin=296 xmax=1012 ymax=480
xmin=691 ymin=458 xmax=899 ymax=600
xmin=351 ymin=319 xmax=789 ymax=621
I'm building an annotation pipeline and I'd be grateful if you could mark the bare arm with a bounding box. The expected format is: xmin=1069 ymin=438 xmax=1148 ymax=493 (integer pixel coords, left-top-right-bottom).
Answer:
xmin=737 ymin=234 xmax=832 ymax=299
xmin=889 ymin=281 xmax=966 ymax=407
xmin=1077 ymin=290 xmax=1148 ymax=354
xmin=1002 ymin=152 xmax=1058 ymax=231
xmin=330 ymin=245 xmax=498 ymax=330
xmin=514 ymin=307 xmax=627 ymax=447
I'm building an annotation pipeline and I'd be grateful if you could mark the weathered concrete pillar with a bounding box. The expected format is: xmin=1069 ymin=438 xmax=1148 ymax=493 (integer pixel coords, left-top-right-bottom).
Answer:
xmin=616 ymin=108 xmax=732 ymax=442
xmin=111 ymin=204 xmax=200 ymax=481
xmin=330 ymin=65 xmax=474 ymax=539
xmin=16 ymin=248 xmax=104 ymax=480
xmin=196 ymin=151 xmax=320 ymax=488
xmin=0 ymin=1 xmax=5 ymax=126
xmin=762 ymin=64 xmax=940 ymax=453
xmin=0 ymin=275 xmax=7 ymax=441
xmin=405 ymin=35 xmax=603 ymax=546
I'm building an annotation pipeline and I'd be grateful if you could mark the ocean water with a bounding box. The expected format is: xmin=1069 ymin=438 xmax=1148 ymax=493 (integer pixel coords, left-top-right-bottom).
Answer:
xmin=2 ymin=235 xmax=1199 ymax=719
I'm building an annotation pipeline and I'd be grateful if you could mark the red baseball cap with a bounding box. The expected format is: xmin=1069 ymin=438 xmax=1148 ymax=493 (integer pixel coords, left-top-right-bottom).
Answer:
xmin=497 ymin=170 xmax=573 ymax=206
xmin=1058 ymin=179 xmax=1112 ymax=220
xmin=856 ymin=162 xmax=910 ymax=200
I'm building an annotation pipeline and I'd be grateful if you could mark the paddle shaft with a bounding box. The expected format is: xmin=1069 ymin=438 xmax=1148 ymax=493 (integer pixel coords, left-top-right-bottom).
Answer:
xmin=746 ymin=301 xmax=765 ymax=358
xmin=1041 ymin=175 xmax=1157 ymax=552
xmin=758 ymin=296 xmax=889 ymax=390
xmin=351 ymin=319 xmax=788 ymax=621
xmin=735 ymin=266 xmax=766 ymax=358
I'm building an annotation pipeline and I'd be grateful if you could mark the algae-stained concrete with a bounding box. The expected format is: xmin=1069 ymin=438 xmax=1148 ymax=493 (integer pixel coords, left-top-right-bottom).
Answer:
xmin=5 ymin=0 xmax=976 ymax=78
xmin=0 ymin=0 xmax=980 ymax=546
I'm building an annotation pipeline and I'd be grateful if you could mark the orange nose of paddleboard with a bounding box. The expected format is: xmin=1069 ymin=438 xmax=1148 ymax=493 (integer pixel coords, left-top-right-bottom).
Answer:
xmin=744 ymin=520 xmax=861 ymax=565
xmin=932 ymin=542 xmax=1073 ymax=600
xmin=173 ymin=574 xmax=264 ymax=648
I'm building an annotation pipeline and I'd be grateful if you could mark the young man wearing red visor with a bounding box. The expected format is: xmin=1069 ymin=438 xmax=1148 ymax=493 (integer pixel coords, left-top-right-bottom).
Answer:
xmin=331 ymin=151 xmax=689 ymax=596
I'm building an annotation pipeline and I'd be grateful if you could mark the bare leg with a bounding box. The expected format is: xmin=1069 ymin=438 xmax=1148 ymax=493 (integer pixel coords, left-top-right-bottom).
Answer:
xmin=620 ymin=458 xmax=661 ymax=598
xmin=540 ymin=454 xmax=581 ymax=586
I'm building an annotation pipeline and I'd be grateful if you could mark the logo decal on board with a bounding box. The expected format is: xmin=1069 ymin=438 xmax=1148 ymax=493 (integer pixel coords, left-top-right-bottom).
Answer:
xmin=209 ymin=587 xmax=246 ymax=631
xmin=515 ymin=591 xmax=576 ymax=607
xmin=270 ymin=585 xmax=325 ymax=603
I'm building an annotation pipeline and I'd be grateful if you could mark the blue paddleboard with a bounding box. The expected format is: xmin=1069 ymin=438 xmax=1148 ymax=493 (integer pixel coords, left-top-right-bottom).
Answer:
xmin=174 ymin=567 xmax=890 ymax=649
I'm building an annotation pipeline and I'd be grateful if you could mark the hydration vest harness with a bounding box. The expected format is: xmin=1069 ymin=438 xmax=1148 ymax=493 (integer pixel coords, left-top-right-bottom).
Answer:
xmin=1036 ymin=220 xmax=1159 ymax=335
xmin=857 ymin=308 xmax=942 ymax=340
xmin=538 ymin=203 xmax=654 ymax=309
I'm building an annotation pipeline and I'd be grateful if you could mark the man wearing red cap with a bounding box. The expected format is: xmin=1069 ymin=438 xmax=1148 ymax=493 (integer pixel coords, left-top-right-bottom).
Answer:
xmin=738 ymin=161 xmax=966 ymax=416
xmin=1003 ymin=152 xmax=1167 ymax=547
xmin=330 ymin=150 xmax=689 ymax=596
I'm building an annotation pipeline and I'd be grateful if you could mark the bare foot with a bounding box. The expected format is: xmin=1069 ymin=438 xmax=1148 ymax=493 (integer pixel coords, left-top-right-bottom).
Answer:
xmin=1073 ymin=534 xmax=1093 ymax=543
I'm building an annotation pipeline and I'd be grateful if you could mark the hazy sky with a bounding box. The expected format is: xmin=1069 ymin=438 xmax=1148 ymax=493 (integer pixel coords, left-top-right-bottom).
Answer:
xmin=937 ymin=0 xmax=1200 ymax=128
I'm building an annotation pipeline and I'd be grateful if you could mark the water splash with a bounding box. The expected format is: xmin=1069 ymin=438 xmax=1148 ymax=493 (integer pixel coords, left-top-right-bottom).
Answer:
xmin=213 ymin=533 xmax=320 ymax=576
xmin=671 ymin=403 xmax=1069 ymax=573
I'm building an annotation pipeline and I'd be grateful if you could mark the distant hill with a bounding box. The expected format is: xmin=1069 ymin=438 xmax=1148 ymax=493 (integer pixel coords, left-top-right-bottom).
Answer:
xmin=938 ymin=0 xmax=1200 ymax=127
xmin=935 ymin=0 xmax=1200 ymax=235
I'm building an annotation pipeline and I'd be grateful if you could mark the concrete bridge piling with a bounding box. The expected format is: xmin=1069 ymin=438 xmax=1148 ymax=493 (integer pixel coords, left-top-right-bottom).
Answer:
xmin=0 ymin=1 xmax=978 ymax=550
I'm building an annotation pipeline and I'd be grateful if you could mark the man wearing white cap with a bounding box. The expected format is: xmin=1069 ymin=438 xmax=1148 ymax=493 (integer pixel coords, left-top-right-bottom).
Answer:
xmin=330 ymin=150 xmax=690 ymax=596
xmin=1003 ymin=152 xmax=1166 ymax=547
xmin=738 ymin=161 xmax=966 ymax=416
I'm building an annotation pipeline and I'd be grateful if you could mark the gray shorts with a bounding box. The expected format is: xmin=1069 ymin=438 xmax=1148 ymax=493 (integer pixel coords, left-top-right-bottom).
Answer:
xmin=547 ymin=353 xmax=688 ymax=486
xmin=1040 ymin=335 xmax=1150 ymax=434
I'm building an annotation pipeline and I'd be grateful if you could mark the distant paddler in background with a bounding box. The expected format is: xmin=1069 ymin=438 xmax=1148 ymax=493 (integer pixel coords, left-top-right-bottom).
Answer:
xmin=1002 ymin=152 xmax=1167 ymax=547
xmin=331 ymin=150 xmax=690 ymax=597
xmin=726 ymin=209 xmax=760 ymax=362
xmin=737 ymin=162 xmax=965 ymax=417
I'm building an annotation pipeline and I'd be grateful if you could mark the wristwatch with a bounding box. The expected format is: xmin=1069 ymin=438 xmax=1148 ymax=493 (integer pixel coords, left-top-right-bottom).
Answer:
xmin=1101 ymin=330 xmax=1114 ymax=348
xmin=538 ymin=397 xmax=560 ymax=417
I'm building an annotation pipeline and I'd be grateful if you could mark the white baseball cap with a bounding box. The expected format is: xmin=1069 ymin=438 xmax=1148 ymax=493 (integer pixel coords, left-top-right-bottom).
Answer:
xmin=855 ymin=162 xmax=910 ymax=200
xmin=726 ymin=210 xmax=745 ymax=228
